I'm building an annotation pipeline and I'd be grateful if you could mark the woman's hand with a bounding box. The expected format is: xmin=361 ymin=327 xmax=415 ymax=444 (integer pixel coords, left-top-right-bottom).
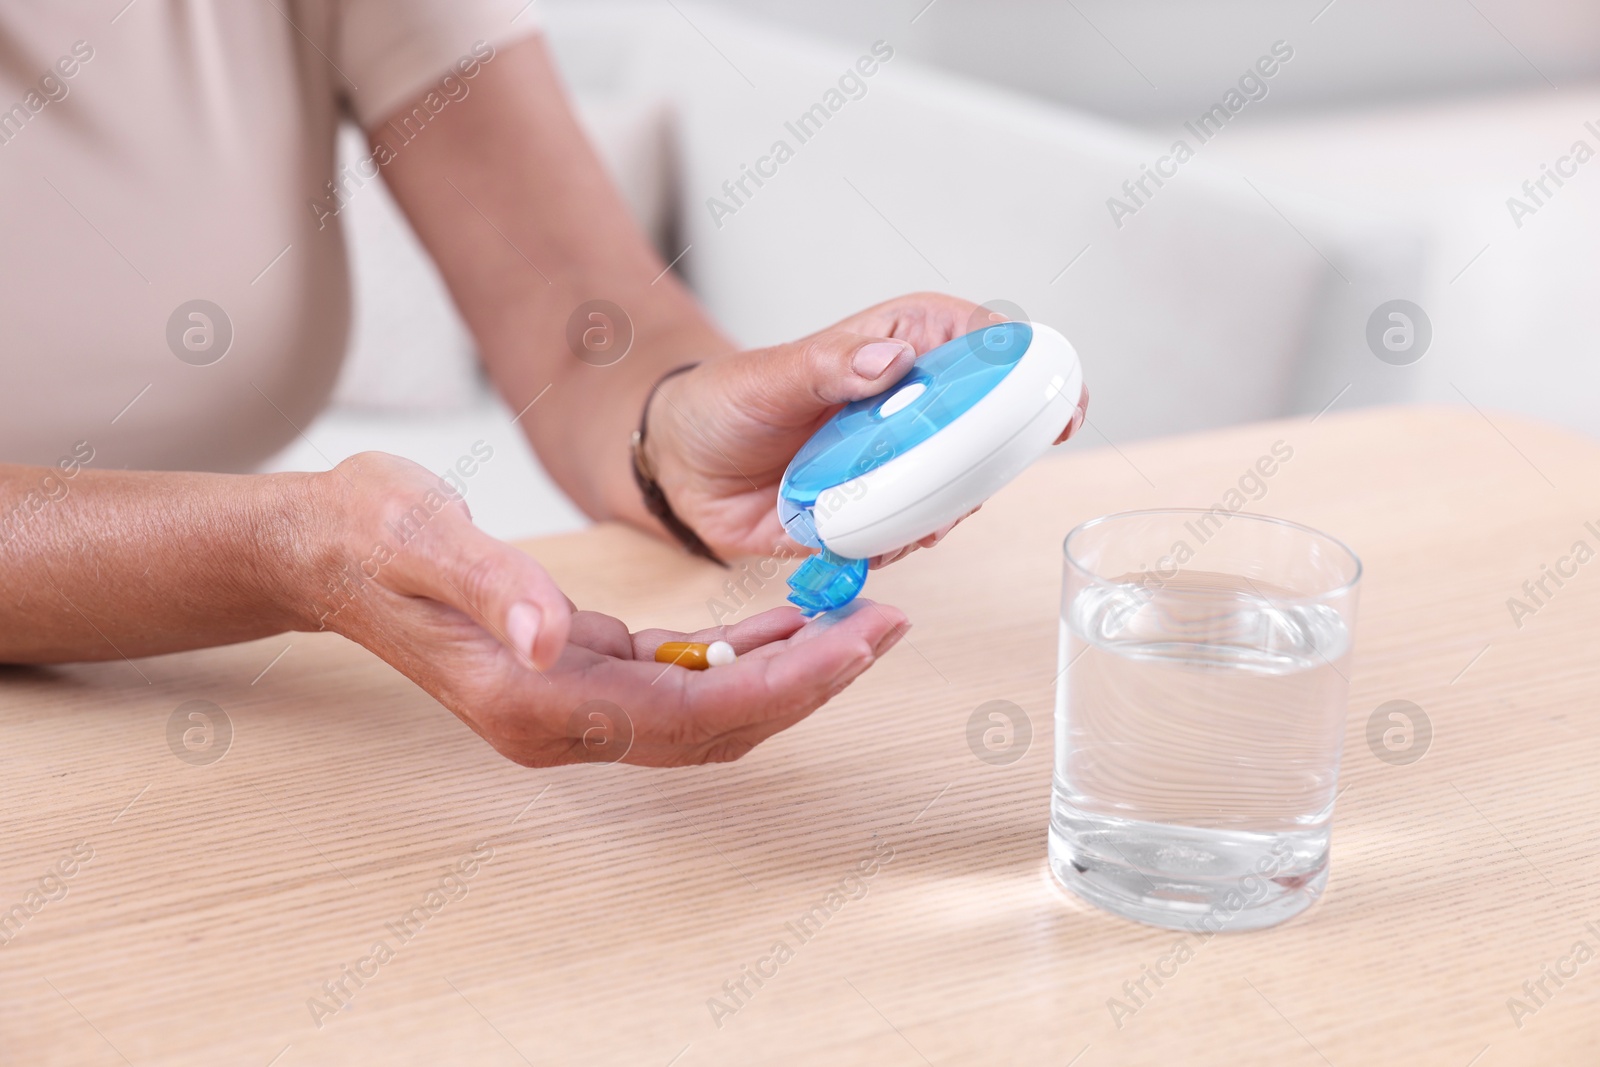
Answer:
xmin=0 ymin=452 xmax=907 ymax=767
xmin=641 ymin=292 xmax=1090 ymax=563
xmin=313 ymin=453 xmax=909 ymax=767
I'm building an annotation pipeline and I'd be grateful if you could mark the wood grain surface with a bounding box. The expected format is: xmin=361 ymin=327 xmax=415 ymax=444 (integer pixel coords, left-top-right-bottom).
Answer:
xmin=3 ymin=406 xmax=1598 ymax=1066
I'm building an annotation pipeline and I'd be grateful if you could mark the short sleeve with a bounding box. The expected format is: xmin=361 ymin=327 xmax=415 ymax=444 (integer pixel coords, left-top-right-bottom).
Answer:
xmin=333 ymin=0 xmax=544 ymax=127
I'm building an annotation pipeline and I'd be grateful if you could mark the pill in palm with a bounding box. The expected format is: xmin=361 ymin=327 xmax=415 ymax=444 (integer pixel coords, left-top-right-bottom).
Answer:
xmin=654 ymin=640 xmax=737 ymax=670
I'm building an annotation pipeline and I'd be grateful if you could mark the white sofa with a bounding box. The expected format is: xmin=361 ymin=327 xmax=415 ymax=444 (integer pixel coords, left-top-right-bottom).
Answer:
xmin=264 ymin=2 xmax=1429 ymax=541
xmin=1209 ymin=86 xmax=1600 ymax=438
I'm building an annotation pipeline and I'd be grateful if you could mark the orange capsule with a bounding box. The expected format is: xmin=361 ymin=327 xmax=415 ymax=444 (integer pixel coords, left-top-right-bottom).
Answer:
xmin=654 ymin=641 xmax=737 ymax=670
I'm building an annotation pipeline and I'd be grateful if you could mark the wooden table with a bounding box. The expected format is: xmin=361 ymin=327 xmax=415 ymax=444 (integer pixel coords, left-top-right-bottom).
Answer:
xmin=3 ymin=406 xmax=1598 ymax=1066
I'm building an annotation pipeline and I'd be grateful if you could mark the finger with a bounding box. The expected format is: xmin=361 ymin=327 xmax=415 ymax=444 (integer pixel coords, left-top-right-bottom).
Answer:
xmin=915 ymin=513 xmax=967 ymax=547
xmin=565 ymin=610 xmax=636 ymax=659
xmin=869 ymin=547 xmax=908 ymax=569
xmin=780 ymin=599 xmax=907 ymax=650
xmin=867 ymin=545 xmax=916 ymax=569
xmin=387 ymin=515 xmax=573 ymax=670
xmin=866 ymin=504 xmax=980 ymax=568
xmin=722 ymin=603 xmax=893 ymax=664
xmin=831 ymin=292 xmax=986 ymax=353
xmin=687 ymin=658 xmax=876 ymax=760
xmin=1055 ymin=382 xmax=1090 ymax=444
xmin=647 ymin=607 xmax=912 ymax=763
xmin=604 ymin=599 xmax=909 ymax=747
xmin=740 ymin=330 xmax=918 ymax=413
xmin=633 ymin=606 xmax=808 ymax=661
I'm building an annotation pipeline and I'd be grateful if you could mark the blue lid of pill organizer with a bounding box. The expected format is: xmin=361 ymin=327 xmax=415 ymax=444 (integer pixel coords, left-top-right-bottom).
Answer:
xmin=780 ymin=322 xmax=1033 ymax=509
xmin=778 ymin=321 xmax=1033 ymax=613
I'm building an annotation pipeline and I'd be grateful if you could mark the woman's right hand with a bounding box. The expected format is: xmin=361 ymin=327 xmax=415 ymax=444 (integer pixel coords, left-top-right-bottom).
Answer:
xmin=302 ymin=453 xmax=911 ymax=767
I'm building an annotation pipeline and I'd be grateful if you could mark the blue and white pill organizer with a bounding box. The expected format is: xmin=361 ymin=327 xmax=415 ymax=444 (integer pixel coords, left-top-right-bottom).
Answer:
xmin=777 ymin=321 xmax=1084 ymax=614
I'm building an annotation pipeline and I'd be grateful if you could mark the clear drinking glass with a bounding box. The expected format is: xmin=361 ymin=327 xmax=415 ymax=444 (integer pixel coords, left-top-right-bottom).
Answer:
xmin=1049 ymin=509 xmax=1361 ymax=931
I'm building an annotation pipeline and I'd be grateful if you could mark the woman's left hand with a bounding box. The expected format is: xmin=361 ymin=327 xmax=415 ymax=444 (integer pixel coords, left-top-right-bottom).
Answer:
xmin=642 ymin=291 xmax=1089 ymax=564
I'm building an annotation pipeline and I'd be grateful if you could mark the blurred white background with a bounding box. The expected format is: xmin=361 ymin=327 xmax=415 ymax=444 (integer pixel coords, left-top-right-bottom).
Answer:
xmin=264 ymin=0 xmax=1600 ymax=541
xmin=696 ymin=0 xmax=1600 ymax=120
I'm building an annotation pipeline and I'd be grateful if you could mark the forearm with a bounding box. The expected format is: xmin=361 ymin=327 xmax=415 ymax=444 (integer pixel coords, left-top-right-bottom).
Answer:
xmin=373 ymin=33 xmax=736 ymax=532
xmin=0 ymin=465 xmax=326 ymax=663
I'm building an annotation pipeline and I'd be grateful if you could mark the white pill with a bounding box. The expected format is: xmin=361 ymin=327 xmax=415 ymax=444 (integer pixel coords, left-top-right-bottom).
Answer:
xmin=706 ymin=640 xmax=737 ymax=667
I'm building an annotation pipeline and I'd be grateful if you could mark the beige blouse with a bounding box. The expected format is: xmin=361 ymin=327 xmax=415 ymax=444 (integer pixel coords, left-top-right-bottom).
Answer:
xmin=0 ymin=0 xmax=538 ymax=472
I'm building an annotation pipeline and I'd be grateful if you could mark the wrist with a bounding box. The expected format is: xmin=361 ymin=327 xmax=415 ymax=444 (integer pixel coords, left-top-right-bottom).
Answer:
xmin=635 ymin=360 xmax=693 ymax=495
xmin=265 ymin=468 xmax=357 ymax=635
xmin=630 ymin=362 xmax=726 ymax=564
xmin=544 ymin=324 xmax=730 ymax=531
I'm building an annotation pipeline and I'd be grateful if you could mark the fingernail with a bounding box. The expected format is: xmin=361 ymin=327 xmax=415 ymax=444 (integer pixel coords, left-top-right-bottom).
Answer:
xmin=852 ymin=341 xmax=910 ymax=380
xmin=505 ymin=601 xmax=542 ymax=658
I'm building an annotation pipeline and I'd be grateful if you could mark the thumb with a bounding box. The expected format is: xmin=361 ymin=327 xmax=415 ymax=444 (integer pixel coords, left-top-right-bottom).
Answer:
xmin=390 ymin=520 xmax=574 ymax=671
xmin=762 ymin=331 xmax=918 ymax=410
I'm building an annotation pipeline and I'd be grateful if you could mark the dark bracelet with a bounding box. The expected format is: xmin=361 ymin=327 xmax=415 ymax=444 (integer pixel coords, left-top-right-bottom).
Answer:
xmin=630 ymin=363 xmax=728 ymax=567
